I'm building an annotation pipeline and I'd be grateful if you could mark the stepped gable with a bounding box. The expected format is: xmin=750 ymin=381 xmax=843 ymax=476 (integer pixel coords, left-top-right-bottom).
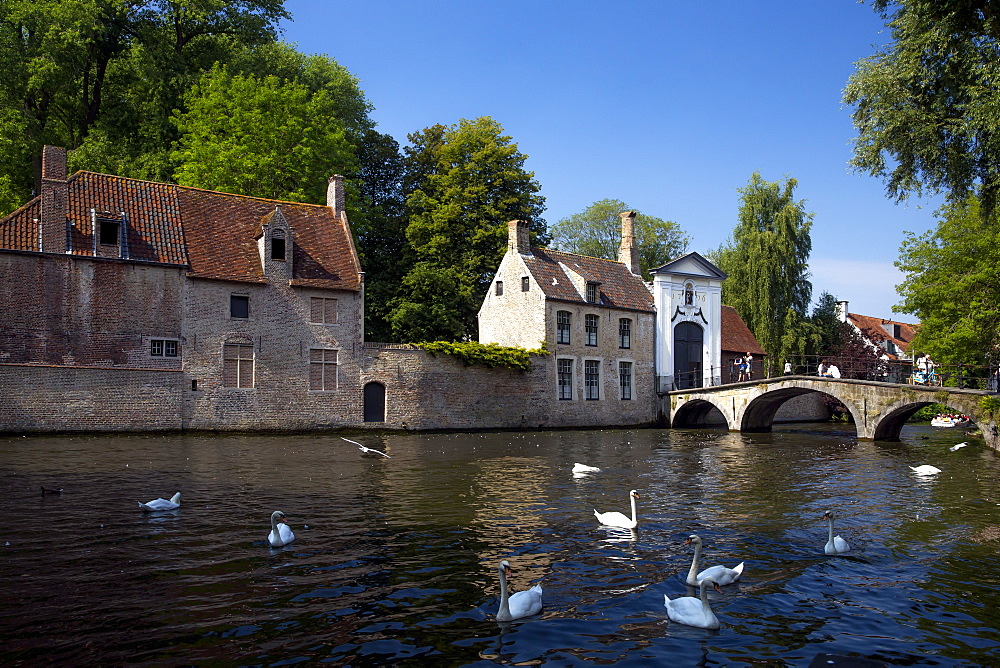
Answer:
xmin=721 ymin=305 xmax=766 ymax=356
xmin=524 ymin=247 xmax=654 ymax=312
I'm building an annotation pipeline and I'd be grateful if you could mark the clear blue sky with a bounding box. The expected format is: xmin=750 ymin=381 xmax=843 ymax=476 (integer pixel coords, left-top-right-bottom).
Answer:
xmin=280 ymin=0 xmax=939 ymax=321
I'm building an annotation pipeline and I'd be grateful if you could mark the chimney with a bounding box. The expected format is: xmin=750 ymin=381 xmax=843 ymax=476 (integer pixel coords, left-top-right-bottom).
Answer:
xmin=327 ymin=174 xmax=345 ymax=215
xmin=618 ymin=210 xmax=639 ymax=275
xmin=835 ymin=300 xmax=849 ymax=323
xmin=40 ymin=145 xmax=68 ymax=253
xmin=508 ymin=219 xmax=531 ymax=255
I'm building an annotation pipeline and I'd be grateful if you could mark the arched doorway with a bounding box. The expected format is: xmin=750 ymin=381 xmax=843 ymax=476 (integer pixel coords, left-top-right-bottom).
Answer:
xmin=674 ymin=321 xmax=704 ymax=389
xmin=363 ymin=382 xmax=386 ymax=422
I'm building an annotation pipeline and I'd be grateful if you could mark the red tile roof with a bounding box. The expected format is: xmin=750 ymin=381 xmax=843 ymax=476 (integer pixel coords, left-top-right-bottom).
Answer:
xmin=846 ymin=312 xmax=916 ymax=359
xmin=0 ymin=171 xmax=361 ymax=291
xmin=721 ymin=305 xmax=767 ymax=356
xmin=523 ymin=248 xmax=655 ymax=313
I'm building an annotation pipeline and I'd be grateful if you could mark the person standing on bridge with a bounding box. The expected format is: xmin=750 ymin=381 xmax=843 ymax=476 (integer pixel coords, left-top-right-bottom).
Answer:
xmin=745 ymin=352 xmax=754 ymax=380
xmin=784 ymin=360 xmax=792 ymax=375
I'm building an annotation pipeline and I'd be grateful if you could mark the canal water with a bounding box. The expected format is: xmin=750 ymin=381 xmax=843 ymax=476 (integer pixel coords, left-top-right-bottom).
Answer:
xmin=1 ymin=424 xmax=999 ymax=666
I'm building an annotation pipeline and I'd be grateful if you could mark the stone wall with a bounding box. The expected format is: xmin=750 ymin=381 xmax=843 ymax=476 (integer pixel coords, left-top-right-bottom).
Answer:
xmin=359 ymin=346 xmax=658 ymax=431
xmin=0 ymin=365 xmax=184 ymax=432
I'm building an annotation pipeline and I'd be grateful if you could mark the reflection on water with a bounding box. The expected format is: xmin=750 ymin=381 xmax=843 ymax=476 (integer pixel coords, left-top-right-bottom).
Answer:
xmin=1 ymin=425 xmax=1000 ymax=665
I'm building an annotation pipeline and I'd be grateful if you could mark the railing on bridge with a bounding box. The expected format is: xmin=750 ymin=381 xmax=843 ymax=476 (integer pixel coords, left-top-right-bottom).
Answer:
xmin=659 ymin=356 xmax=1000 ymax=393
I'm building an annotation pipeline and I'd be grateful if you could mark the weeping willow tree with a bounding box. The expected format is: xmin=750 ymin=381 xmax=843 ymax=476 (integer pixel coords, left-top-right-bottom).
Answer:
xmin=713 ymin=172 xmax=813 ymax=372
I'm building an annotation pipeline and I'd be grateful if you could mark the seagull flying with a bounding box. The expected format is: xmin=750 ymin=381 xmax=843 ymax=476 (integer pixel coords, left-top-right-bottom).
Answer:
xmin=342 ymin=437 xmax=390 ymax=458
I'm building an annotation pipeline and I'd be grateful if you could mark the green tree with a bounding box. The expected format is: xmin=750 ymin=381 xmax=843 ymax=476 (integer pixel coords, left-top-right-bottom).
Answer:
xmin=549 ymin=199 xmax=689 ymax=280
xmin=713 ymin=172 xmax=813 ymax=370
xmin=0 ymin=0 xmax=288 ymax=211
xmin=844 ymin=0 xmax=1000 ymax=212
xmin=171 ymin=64 xmax=356 ymax=202
xmin=353 ymin=130 xmax=409 ymax=341
xmin=390 ymin=117 xmax=547 ymax=342
xmin=895 ymin=197 xmax=1000 ymax=367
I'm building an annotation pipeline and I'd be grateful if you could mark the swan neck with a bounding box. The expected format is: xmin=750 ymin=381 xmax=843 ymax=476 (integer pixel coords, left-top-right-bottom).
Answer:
xmin=699 ymin=580 xmax=714 ymax=610
xmin=827 ymin=516 xmax=835 ymax=542
xmin=497 ymin=566 xmax=511 ymax=617
xmin=687 ymin=541 xmax=702 ymax=582
xmin=272 ymin=515 xmax=279 ymax=532
xmin=630 ymin=494 xmax=637 ymax=522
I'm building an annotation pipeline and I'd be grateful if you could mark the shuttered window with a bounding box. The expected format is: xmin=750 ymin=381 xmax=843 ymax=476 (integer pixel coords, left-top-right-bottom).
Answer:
xmin=310 ymin=297 xmax=338 ymax=324
xmin=309 ymin=349 xmax=338 ymax=391
xmin=223 ymin=343 xmax=254 ymax=388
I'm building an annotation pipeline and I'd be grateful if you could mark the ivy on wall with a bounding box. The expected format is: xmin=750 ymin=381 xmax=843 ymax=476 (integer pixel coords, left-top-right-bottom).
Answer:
xmin=415 ymin=341 xmax=547 ymax=371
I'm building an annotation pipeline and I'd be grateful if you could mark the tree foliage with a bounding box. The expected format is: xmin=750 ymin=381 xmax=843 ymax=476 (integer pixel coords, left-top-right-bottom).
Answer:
xmin=895 ymin=197 xmax=1000 ymax=366
xmin=390 ymin=117 xmax=547 ymax=342
xmin=713 ymin=172 xmax=813 ymax=368
xmin=844 ymin=0 xmax=1000 ymax=212
xmin=0 ymin=0 xmax=289 ymax=210
xmin=549 ymin=198 xmax=689 ymax=280
xmin=171 ymin=64 xmax=357 ymax=202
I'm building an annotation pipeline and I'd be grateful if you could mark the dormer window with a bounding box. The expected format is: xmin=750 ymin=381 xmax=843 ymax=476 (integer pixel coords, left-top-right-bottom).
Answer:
xmin=586 ymin=282 xmax=599 ymax=303
xmin=684 ymin=283 xmax=694 ymax=306
xmin=271 ymin=229 xmax=286 ymax=261
xmin=98 ymin=218 xmax=120 ymax=245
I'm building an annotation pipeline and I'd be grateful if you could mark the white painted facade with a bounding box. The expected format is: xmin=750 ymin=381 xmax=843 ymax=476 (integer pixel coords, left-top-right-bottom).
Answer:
xmin=651 ymin=253 xmax=726 ymax=390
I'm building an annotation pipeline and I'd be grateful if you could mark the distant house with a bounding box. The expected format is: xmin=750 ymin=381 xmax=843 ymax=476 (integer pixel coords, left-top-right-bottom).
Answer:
xmin=836 ymin=300 xmax=916 ymax=361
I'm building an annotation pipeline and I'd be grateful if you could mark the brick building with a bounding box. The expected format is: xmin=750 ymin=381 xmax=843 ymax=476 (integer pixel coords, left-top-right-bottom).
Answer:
xmin=0 ymin=146 xmax=365 ymax=432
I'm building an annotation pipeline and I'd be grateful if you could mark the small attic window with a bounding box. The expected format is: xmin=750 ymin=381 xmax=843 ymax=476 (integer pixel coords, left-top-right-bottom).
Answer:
xmin=98 ymin=219 xmax=120 ymax=245
xmin=271 ymin=229 xmax=286 ymax=261
xmin=586 ymin=282 xmax=599 ymax=303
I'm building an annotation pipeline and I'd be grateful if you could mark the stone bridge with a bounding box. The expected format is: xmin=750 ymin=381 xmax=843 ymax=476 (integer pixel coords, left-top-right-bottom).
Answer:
xmin=665 ymin=376 xmax=1000 ymax=451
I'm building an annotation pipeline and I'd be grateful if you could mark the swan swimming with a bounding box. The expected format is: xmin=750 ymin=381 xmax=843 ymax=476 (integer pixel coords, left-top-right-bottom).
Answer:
xmin=342 ymin=437 xmax=390 ymax=458
xmin=572 ymin=463 xmax=601 ymax=473
xmin=949 ymin=442 xmax=969 ymax=452
xmin=495 ymin=560 xmax=543 ymax=622
xmin=268 ymin=510 xmax=295 ymax=547
xmin=664 ymin=577 xmax=723 ymax=629
xmin=138 ymin=492 xmax=181 ymax=511
xmin=684 ymin=534 xmax=744 ymax=586
xmin=594 ymin=489 xmax=639 ymax=529
xmin=823 ymin=510 xmax=850 ymax=554
xmin=910 ymin=464 xmax=942 ymax=475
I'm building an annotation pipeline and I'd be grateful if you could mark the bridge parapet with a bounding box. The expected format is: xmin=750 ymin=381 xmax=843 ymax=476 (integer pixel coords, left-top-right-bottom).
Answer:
xmin=665 ymin=376 xmax=999 ymax=451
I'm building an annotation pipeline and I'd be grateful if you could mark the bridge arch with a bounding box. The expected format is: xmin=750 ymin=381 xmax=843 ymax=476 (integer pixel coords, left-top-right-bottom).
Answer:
xmin=740 ymin=385 xmax=863 ymax=434
xmin=672 ymin=397 xmax=731 ymax=429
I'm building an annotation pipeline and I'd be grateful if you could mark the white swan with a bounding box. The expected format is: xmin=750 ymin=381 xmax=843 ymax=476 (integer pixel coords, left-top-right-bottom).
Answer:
xmin=684 ymin=534 xmax=744 ymax=586
xmin=594 ymin=489 xmax=639 ymax=529
xmin=911 ymin=464 xmax=942 ymax=475
xmin=950 ymin=442 xmax=969 ymax=452
xmin=495 ymin=560 xmax=543 ymax=622
xmin=268 ymin=510 xmax=295 ymax=547
xmin=138 ymin=492 xmax=181 ymax=511
xmin=572 ymin=463 xmax=600 ymax=473
xmin=823 ymin=510 xmax=850 ymax=554
xmin=664 ymin=576 xmax=722 ymax=629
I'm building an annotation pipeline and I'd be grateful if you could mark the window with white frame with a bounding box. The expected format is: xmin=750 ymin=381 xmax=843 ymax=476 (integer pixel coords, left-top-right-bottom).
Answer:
xmin=150 ymin=339 xmax=179 ymax=357
xmin=223 ymin=342 xmax=254 ymax=388
xmin=585 ymin=360 xmax=600 ymax=399
xmin=619 ymin=318 xmax=631 ymax=349
xmin=309 ymin=348 xmax=338 ymax=390
xmin=556 ymin=310 xmax=571 ymax=344
xmin=619 ymin=361 xmax=633 ymax=400
xmin=310 ymin=297 xmax=338 ymax=324
xmin=557 ymin=359 xmax=573 ymax=399
xmin=585 ymin=314 xmax=598 ymax=346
